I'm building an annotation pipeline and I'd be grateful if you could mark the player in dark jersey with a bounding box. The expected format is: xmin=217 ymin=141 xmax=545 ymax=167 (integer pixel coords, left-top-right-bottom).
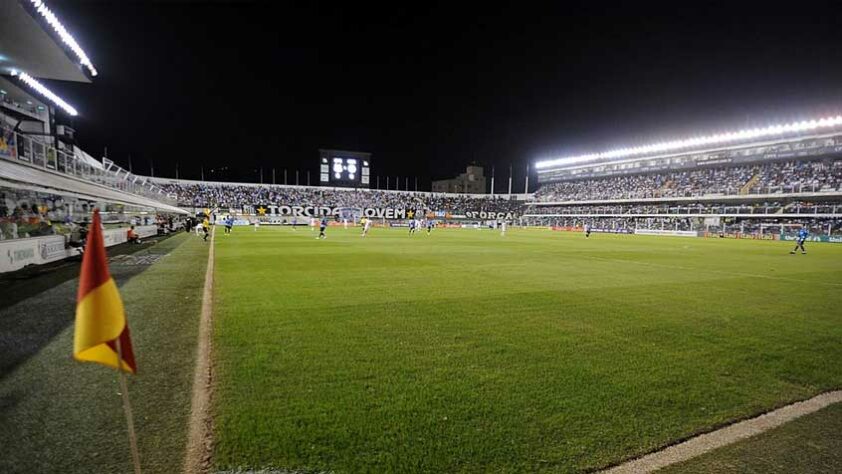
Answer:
xmin=408 ymin=219 xmax=416 ymax=235
xmin=790 ymin=227 xmax=808 ymax=254
xmin=426 ymin=219 xmax=434 ymax=234
xmin=584 ymin=223 xmax=591 ymax=238
xmin=317 ymin=216 xmax=328 ymax=239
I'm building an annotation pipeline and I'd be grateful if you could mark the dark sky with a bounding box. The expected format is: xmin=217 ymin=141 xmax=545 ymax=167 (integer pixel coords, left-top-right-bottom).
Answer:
xmin=44 ymin=0 xmax=842 ymax=191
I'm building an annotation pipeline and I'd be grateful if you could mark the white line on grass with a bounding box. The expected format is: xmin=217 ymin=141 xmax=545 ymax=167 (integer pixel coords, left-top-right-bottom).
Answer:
xmin=184 ymin=227 xmax=216 ymax=474
xmin=601 ymin=390 xmax=842 ymax=474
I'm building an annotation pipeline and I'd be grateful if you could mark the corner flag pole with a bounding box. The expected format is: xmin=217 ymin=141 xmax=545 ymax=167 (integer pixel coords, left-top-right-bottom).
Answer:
xmin=116 ymin=338 xmax=142 ymax=474
xmin=74 ymin=208 xmax=141 ymax=474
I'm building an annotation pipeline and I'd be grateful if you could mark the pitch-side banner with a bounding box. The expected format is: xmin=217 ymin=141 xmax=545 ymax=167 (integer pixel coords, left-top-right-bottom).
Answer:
xmin=780 ymin=234 xmax=842 ymax=243
xmin=463 ymin=211 xmax=517 ymax=220
xmin=249 ymin=205 xmax=422 ymax=220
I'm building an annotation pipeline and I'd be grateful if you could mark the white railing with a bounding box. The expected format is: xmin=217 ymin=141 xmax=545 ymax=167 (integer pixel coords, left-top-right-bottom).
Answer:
xmin=0 ymin=123 xmax=178 ymax=206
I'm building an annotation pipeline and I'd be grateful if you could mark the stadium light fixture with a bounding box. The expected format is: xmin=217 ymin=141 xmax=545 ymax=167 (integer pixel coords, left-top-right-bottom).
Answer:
xmin=535 ymin=115 xmax=842 ymax=170
xmin=29 ymin=0 xmax=98 ymax=77
xmin=12 ymin=70 xmax=78 ymax=116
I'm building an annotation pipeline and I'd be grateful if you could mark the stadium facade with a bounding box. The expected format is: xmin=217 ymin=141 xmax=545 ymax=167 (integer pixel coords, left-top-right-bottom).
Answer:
xmin=0 ymin=0 xmax=186 ymax=272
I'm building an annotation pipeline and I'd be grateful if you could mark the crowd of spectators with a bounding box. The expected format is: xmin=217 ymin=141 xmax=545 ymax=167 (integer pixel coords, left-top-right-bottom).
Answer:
xmin=755 ymin=160 xmax=842 ymax=193
xmin=160 ymin=183 xmax=523 ymax=214
xmin=525 ymin=215 xmax=696 ymax=232
xmin=527 ymin=201 xmax=841 ymax=216
xmin=534 ymin=159 xmax=842 ymax=202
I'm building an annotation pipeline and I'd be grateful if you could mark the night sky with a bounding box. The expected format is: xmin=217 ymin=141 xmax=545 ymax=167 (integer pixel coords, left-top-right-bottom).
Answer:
xmin=44 ymin=1 xmax=842 ymax=191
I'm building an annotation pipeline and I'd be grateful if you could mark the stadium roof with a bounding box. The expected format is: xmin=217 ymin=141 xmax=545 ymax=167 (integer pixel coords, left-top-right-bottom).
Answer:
xmin=536 ymin=115 xmax=842 ymax=171
xmin=0 ymin=0 xmax=93 ymax=82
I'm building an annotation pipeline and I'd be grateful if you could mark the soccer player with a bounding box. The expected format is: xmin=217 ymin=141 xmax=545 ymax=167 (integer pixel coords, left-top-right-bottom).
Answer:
xmin=584 ymin=223 xmax=592 ymax=238
xmin=317 ymin=216 xmax=328 ymax=239
xmin=292 ymin=216 xmax=297 ymax=231
xmin=361 ymin=217 xmax=372 ymax=237
xmin=408 ymin=219 xmax=416 ymax=235
xmin=790 ymin=227 xmax=809 ymax=254
xmin=426 ymin=219 xmax=434 ymax=235
xmin=224 ymin=215 xmax=233 ymax=234
xmin=500 ymin=221 xmax=507 ymax=236
xmin=202 ymin=217 xmax=210 ymax=241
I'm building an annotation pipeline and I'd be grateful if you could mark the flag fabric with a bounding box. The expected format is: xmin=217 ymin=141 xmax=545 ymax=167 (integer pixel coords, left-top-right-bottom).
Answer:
xmin=73 ymin=209 xmax=137 ymax=374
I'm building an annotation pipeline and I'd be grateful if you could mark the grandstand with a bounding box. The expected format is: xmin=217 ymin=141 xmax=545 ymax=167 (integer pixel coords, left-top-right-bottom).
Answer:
xmin=150 ymin=177 xmax=525 ymax=222
xmin=528 ymin=119 xmax=842 ymax=239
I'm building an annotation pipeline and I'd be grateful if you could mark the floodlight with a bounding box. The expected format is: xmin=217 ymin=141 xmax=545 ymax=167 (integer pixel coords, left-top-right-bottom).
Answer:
xmin=535 ymin=114 xmax=842 ymax=170
xmin=29 ymin=0 xmax=98 ymax=76
xmin=14 ymin=71 xmax=78 ymax=116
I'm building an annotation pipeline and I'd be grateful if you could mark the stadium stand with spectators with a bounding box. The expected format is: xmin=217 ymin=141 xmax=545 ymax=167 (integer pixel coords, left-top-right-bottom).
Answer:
xmin=156 ymin=181 xmax=524 ymax=216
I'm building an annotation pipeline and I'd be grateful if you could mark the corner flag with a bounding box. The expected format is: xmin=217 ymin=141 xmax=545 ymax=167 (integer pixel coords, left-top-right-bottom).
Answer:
xmin=73 ymin=209 xmax=137 ymax=374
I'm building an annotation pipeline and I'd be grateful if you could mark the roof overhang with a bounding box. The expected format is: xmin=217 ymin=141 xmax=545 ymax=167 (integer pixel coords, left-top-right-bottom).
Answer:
xmin=0 ymin=0 xmax=91 ymax=82
xmin=0 ymin=159 xmax=189 ymax=214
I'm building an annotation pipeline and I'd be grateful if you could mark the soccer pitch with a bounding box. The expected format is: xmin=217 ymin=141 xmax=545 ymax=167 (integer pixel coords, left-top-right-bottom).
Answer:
xmin=211 ymin=226 xmax=842 ymax=472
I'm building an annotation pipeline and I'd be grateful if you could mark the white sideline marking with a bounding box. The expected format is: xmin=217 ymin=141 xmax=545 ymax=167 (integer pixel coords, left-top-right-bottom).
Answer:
xmin=601 ymin=390 xmax=842 ymax=473
xmin=184 ymin=227 xmax=216 ymax=474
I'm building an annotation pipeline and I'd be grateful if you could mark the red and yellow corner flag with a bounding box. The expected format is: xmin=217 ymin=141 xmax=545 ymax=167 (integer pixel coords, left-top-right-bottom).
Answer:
xmin=74 ymin=209 xmax=137 ymax=374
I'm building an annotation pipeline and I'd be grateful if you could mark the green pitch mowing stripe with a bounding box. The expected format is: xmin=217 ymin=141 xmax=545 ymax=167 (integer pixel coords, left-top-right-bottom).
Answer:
xmin=211 ymin=227 xmax=842 ymax=473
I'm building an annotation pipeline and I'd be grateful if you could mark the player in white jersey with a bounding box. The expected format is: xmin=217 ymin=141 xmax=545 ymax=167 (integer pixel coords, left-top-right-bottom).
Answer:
xmin=500 ymin=221 xmax=507 ymax=236
xmin=361 ymin=217 xmax=372 ymax=237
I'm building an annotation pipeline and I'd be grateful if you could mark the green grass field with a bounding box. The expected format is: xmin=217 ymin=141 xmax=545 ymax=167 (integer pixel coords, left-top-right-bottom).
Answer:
xmin=211 ymin=226 xmax=842 ymax=473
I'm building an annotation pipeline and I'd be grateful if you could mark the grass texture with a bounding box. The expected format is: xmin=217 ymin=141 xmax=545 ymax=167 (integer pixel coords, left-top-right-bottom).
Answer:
xmin=210 ymin=226 xmax=842 ymax=473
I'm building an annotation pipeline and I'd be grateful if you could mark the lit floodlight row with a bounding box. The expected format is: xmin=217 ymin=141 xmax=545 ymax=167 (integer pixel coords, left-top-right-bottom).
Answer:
xmin=535 ymin=115 xmax=842 ymax=170
xmin=30 ymin=0 xmax=98 ymax=77
xmin=13 ymin=71 xmax=78 ymax=116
